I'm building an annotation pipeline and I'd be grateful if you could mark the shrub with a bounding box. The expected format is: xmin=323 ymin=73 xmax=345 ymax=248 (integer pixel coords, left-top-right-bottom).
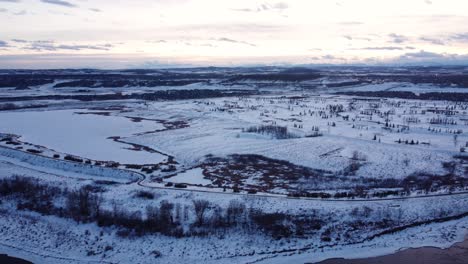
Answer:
xmin=26 ymin=149 xmax=42 ymax=154
xmin=135 ymin=190 xmax=154 ymax=200
xmin=64 ymin=155 xmax=84 ymax=163
xmin=174 ymin=183 xmax=187 ymax=188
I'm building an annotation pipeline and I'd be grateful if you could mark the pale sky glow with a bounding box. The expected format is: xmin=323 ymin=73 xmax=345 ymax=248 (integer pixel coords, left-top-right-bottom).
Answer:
xmin=1 ymin=0 xmax=468 ymax=68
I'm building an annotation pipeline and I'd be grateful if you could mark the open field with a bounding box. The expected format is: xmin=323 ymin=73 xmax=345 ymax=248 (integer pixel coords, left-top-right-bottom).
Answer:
xmin=0 ymin=67 xmax=467 ymax=263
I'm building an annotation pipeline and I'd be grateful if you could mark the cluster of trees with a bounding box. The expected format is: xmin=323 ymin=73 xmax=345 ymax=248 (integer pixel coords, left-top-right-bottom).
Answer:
xmin=243 ymin=125 xmax=297 ymax=139
xmin=2 ymin=174 xmax=467 ymax=247
xmin=0 ymin=175 xmax=326 ymax=239
xmin=0 ymin=103 xmax=47 ymax=111
xmin=396 ymin=139 xmax=420 ymax=145
xmin=64 ymin=155 xmax=85 ymax=163
xmin=403 ymin=116 xmax=421 ymax=124
xmin=305 ymin=125 xmax=322 ymax=137
xmin=326 ymin=104 xmax=345 ymax=114
xmin=430 ymin=127 xmax=464 ymax=135
xmin=0 ymin=75 xmax=53 ymax=88
xmin=429 ymin=117 xmax=457 ymax=125
xmin=1 ymin=89 xmax=255 ymax=103
xmin=0 ymin=176 xmax=61 ymax=214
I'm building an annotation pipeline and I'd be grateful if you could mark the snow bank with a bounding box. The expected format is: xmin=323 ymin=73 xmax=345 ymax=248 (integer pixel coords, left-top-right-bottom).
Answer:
xmin=0 ymin=146 xmax=141 ymax=183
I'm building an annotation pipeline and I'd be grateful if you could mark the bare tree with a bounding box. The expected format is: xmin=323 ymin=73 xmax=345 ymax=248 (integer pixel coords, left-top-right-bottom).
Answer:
xmin=226 ymin=200 xmax=246 ymax=225
xmin=193 ymin=199 xmax=210 ymax=226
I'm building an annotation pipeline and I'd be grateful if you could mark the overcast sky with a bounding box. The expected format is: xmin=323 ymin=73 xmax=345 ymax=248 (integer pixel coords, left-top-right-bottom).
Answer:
xmin=1 ymin=0 xmax=468 ymax=68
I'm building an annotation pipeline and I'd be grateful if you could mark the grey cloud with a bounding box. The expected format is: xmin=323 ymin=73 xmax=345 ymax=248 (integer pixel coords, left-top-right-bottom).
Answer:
xmin=89 ymin=8 xmax=101 ymax=12
xmin=22 ymin=41 xmax=113 ymax=51
xmin=322 ymin=55 xmax=336 ymax=60
xmin=388 ymin=33 xmax=408 ymax=44
xmin=451 ymin=33 xmax=468 ymax=42
xmin=230 ymin=8 xmax=252 ymax=12
xmin=11 ymin=39 xmax=28 ymax=43
xmin=0 ymin=41 xmax=10 ymax=47
xmin=357 ymin=46 xmax=413 ymax=51
xmin=201 ymin=43 xmax=216 ymax=47
xmin=231 ymin=2 xmax=288 ymax=13
xmin=0 ymin=54 xmax=151 ymax=69
xmin=24 ymin=41 xmax=57 ymax=51
xmin=388 ymin=50 xmax=468 ymax=65
xmin=13 ymin=10 xmax=26 ymax=15
xmin=0 ymin=0 xmax=21 ymax=2
xmin=216 ymin=37 xmax=256 ymax=47
xmin=417 ymin=33 xmax=468 ymax=45
xmin=425 ymin=0 xmax=432 ymax=4
xmin=343 ymin=35 xmax=372 ymax=41
xmin=0 ymin=8 xmax=7 ymax=12
xmin=400 ymin=50 xmax=443 ymax=59
xmin=338 ymin=21 xmax=364 ymax=26
xmin=56 ymin=44 xmax=110 ymax=51
xmin=40 ymin=0 xmax=77 ymax=8
xmin=147 ymin=40 xmax=167 ymax=44
xmin=420 ymin=37 xmax=445 ymax=45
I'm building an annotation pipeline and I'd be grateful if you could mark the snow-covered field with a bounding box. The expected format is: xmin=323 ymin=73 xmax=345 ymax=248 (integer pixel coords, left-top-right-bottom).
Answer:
xmin=0 ymin=89 xmax=467 ymax=191
xmin=0 ymin=160 xmax=466 ymax=264
xmin=0 ymin=80 xmax=467 ymax=263
xmin=126 ymin=94 xmax=466 ymax=183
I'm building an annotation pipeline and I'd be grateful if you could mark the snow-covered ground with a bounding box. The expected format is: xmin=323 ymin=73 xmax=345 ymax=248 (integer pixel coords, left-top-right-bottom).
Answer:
xmin=0 ymin=80 xmax=467 ymax=263
xmin=1 ymin=91 xmax=466 ymax=189
xmin=0 ymin=155 xmax=467 ymax=264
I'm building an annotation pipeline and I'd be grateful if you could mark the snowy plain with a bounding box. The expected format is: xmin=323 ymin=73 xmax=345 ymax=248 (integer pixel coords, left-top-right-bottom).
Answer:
xmin=0 ymin=80 xmax=467 ymax=264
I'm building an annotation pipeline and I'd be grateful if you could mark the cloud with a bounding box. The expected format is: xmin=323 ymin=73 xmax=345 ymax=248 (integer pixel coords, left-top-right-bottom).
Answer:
xmin=40 ymin=0 xmax=77 ymax=8
xmin=400 ymin=50 xmax=443 ymax=59
xmin=0 ymin=8 xmax=8 ymax=12
xmin=418 ymin=33 xmax=468 ymax=45
xmin=0 ymin=53 xmax=152 ymax=69
xmin=424 ymin=0 xmax=432 ymax=4
xmin=343 ymin=35 xmax=372 ymax=41
xmin=147 ymin=40 xmax=167 ymax=44
xmin=56 ymin=44 xmax=111 ymax=51
xmin=89 ymin=8 xmax=101 ymax=12
xmin=388 ymin=33 xmax=408 ymax=43
xmin=356 ymin=46 xmax=414 ymax=51
xmin=322 ymin=55 xmax=336 ymax=60
xmin=388 ymin=50 xmax=468 ymax=65
xmin=216 ymin=37 xmax=256 ymax=47
xmin=231 ymin=2 xmax=288 ymax=13
xmin=21 ymin=40 xmax=113 ymax=51
xmin=0 ymin=41 xmax=10 ymax=47
xmin=0 ymin=0 xmax=21 ymax=2
xmin=338 ymin=21 xmax=364 ymax=26
xmin=420 ymin=37 xmax=445 ymax=45
xmin=11 ymin=39 xmax=28 ymax=43
xmin=451 ymin=33 xmax=468 ymax=42
xmin=13 ymin=9 xmax=27 ymax=15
